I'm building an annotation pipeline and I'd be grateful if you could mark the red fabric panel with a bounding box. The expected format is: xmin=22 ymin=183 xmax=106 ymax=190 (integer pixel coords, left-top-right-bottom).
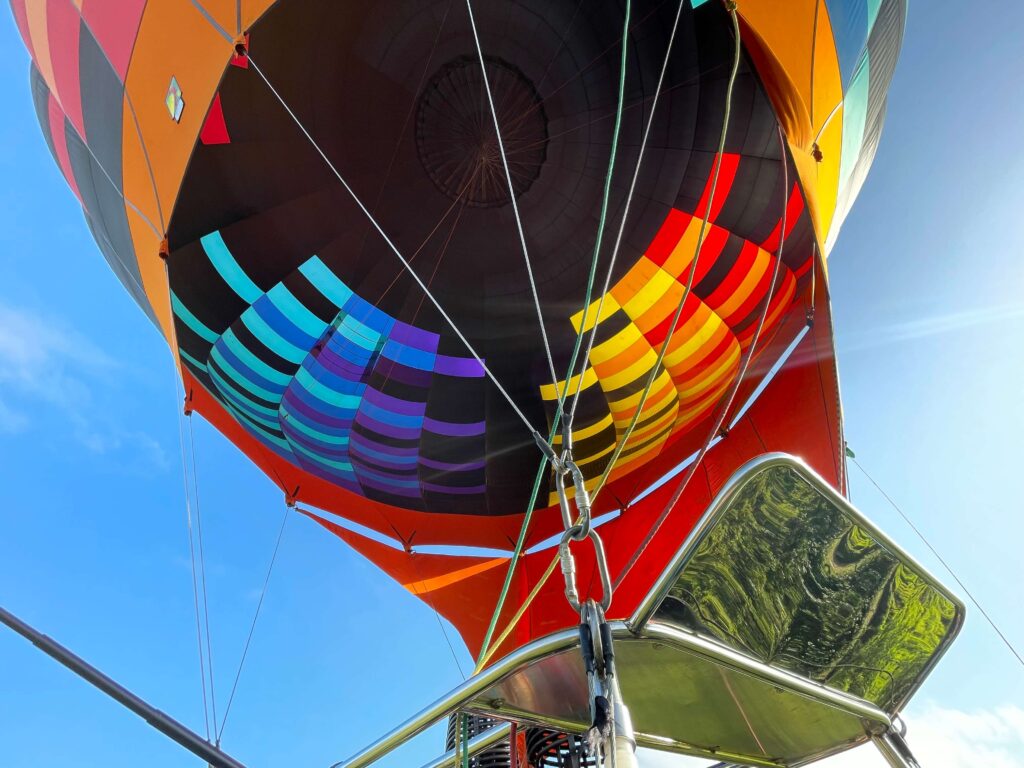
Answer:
xmin=47 ymin=95 xmax=81 ymax=203
xmin=695 ymin=153 xmax=740 ymax=224
xmin=760 ymin=183 xmax=805 ymax=252
xmin=705 ymin=240 xmax=760 ymax=313
xmin=304 ymin=510 xmax=509 ymax=655
xmin=9 ymin=0 xmax=34 ymax=59
xmin=80 ymin=0 xmax=147 ymax=80
xmin=45 ymin=0 xmax=85 ymax=138
xmin=200 ymin=93 xmax=231 ymax=145
xmin=183 ymin=368 xmax=534 ymax=549
xmin=305 ymin=274 xmax=845 ymax=663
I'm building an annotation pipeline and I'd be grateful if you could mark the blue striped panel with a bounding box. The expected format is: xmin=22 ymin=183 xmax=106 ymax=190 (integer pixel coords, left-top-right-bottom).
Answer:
xmin=200 ymin=231 xmax=262 ymax=304
xmin=220 ymin=329 xmax=292 ymax=386
xmin=172 ymin=291 xmax=218 ymax=344
xmin=241 ymin=309 xmax=307 ymax=364
xmin=266 ymin=283 xmax=329 ymax=340
xmin=300 ymin=256 xmax=353 ymax=307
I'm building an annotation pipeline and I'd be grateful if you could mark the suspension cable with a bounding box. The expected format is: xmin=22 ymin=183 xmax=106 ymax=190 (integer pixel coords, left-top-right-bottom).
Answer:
xmin=850 ymin=457 xmax=1024 ymax=670
xmin=475 ymin=0 xmax=705 ymax=669
xmin=565 ymin=0 xmax=684 ymax=432
xmin=246 ymin=55 xmax=543 ymax=444
xmin=218 ymin=503 xmax=291 ymax=740
xmin=163 ymin=262 xmax=213 ymax=739
xmin=187 ymin=415 xmax=218 ymax=737
xmin=613 ymin=121 xmax=791 ymax=590
xmin=465 ymin=0 xmax=559 ymax=392
xmin=590 ymin=6 xmax=743 ymax=505
xmin=472 ymin=0 xmax=634 ymax=666
xmin=557 ymin=0 xmax=632 ymax=416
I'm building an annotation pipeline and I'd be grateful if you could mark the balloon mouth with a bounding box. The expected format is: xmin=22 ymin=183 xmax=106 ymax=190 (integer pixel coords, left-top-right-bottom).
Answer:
xmin=415 ymin=54 xmax=549 ymax=209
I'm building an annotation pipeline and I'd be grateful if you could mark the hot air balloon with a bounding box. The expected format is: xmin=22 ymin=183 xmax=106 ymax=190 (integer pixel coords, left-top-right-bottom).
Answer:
xmin=4 ymin=1 xmax=963 ymax=767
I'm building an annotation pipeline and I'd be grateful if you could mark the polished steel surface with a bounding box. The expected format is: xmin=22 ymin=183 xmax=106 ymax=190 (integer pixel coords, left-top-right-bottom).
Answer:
xmin=336 ymin=453 xmax=962 ymax=768
xmin=333 ymin=629 xmax=581 ymax=768
xmin=418 ymin=722 xmax=512 ymax=768
xmin=632 ymin=453 xmax=964 ymax=715
xmin=872 ymin=732 xmax=923 ymax=768
xmin=470 ymin=622 xmax=889 ymax=766
xmin=0 ymin=605 xmax=247 ymax=768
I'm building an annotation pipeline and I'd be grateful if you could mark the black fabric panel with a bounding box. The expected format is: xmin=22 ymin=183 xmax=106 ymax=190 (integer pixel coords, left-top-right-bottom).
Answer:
xmin=161 ymin=0 xmax=819 ymax=516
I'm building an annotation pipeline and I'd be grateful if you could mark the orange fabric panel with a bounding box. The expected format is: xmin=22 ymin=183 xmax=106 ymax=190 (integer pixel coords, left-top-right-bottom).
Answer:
xmin=123 ymin=0 xmax=233 ymax=244
xmin=122 ymin=0 xmax=233 ymax=336
xmin=305 ymin=511 xmax=510 ymax=656
xmin=121 ymin=0 xmax=280 ymax=334
xmin=121 ymin=117 xmax=173 ymax=339
xmin=738 ymin=1 xmax=844 ymax=249
xmin=191 ymin=0 xmax=278 ymax=38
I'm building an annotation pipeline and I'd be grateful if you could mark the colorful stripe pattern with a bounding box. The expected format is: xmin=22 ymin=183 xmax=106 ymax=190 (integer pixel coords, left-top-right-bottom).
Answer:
xmin=544 ymin=154 xmax=809 ymax=501
xmin=172 ymin=243 xmax=487 ymax=510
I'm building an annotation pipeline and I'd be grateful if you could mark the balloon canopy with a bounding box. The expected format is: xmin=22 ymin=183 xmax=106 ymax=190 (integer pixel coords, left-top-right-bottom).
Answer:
xmin=13 ymin=0 xmax=905 ymax=659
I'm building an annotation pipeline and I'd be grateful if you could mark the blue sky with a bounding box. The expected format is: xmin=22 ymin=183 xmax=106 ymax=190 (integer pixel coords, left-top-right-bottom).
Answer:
xmin=1 ymin=3 xmax=1022 ymax=767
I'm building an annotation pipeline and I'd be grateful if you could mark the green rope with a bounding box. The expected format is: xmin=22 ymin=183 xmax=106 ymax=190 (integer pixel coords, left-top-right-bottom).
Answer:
xmin=591 ymin=7 xmax=742 ymax=504
xmin=473 ymin=0 xmax=633 ymax=669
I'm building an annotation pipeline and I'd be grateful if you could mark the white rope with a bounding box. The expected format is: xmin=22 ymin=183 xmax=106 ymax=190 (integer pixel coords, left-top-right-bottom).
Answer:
xmin=247 ymin=55 xmax=543 ymax=441
xmin=565 ymin=0 xmax=687 ymax=431
xmin=186 ymin=416 xmax=218 ymax=738
xmin=465 ymin=0 xmax=560 ymax=392
xmin=162 ymin=261 xmax=215 ymax=739
xmin=590 ymin=7 xmax=744 ymax=504
xmin=613 ymin=121 xmax=791 ymax=589
xmin=218 ymin=504 xmax=291 ymax=740
xmin=850 ymin=457 xmax=1024 ymax=670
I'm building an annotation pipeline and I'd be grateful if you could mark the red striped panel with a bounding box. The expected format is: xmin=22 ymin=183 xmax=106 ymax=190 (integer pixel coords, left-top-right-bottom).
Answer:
xmin=726 ymin=257 xmax=782 ymax=328
xmin=9 ymin=0 xmax=35 ymax=59
xmin=643 ymin=292 xmax=703 ymax=348
xmin=694 ymin=153 xmax=740 ymax=224
xmin=704 ymin=240 xmax=760 ymax=316
xmin=45 ymin=0 xmax=85 ymax=138
xmin=761 ymin=184 xmax=806 ymax=252
xmin=47 ymin=94 xmax=81 ymax=203
xmin=81 ymin=0 xmax=147 ymax=80
xmin=645 ymin=209 xmax=690 ymax=264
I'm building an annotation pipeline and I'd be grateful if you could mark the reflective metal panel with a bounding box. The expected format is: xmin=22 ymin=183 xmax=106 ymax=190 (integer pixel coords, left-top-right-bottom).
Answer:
xmin=648 ymin=456 xmax=964 ymax=714
xmin=469 ymin=622 xmax=890 ymax=767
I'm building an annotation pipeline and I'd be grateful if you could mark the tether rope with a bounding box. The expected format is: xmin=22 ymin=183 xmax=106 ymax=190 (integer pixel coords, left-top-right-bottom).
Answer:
xmin=850 ymin=457 xmax=1024 ymax=670
xmin=466 ymin=0 xmax=559 ymax=392
xmin=187 ymin=416 xmax=218 ymax=738
xmin=565 ymin=0 xmax=684 ymax=432
xmin=589 ymin=6 xmax=743 ymax=505
xmin=472 ymin=0 xmax=634 ymax=668
xmin=162 ymin=263 xmax=213 ymax=739
xmin=613 ymin=120 xmax=790 ymax=589
xmin=247 ymin=55 xmax=543 ymax=444
xmin=218 ymin=503 xmax=291 ymax=740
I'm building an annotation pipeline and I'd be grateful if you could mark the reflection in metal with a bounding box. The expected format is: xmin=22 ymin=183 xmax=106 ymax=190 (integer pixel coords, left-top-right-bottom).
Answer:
xmin=420 ymin=720 xmax=512 ymax=768
xmin=443 ymin=714 xmax=510 ymax=768
xmin=636 ymin=454 xmax=964 ymax=715
xmin=337 ymin=454 xmax=962 ymax=768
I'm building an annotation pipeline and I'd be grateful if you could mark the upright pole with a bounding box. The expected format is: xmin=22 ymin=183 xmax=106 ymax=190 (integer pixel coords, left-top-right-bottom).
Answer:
xmin=0 ymin=605 xmax=247 ymax=768
xmin=872 ymin=724 xmax=923 ymax=768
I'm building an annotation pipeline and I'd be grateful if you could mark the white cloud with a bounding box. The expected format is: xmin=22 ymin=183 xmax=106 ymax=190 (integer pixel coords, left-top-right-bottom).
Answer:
xmin=636 ymin=703 xmax=1024 ymax=768
xmin=841 ymin=302 xmax=1024 ymax=353
xmin=0 ymin=302 xmax=168 ymax=472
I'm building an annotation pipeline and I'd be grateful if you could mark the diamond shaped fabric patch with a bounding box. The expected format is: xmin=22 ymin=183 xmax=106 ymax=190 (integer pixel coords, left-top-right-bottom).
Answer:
xmin=165 ymin=76 xmax=184 ymax=122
